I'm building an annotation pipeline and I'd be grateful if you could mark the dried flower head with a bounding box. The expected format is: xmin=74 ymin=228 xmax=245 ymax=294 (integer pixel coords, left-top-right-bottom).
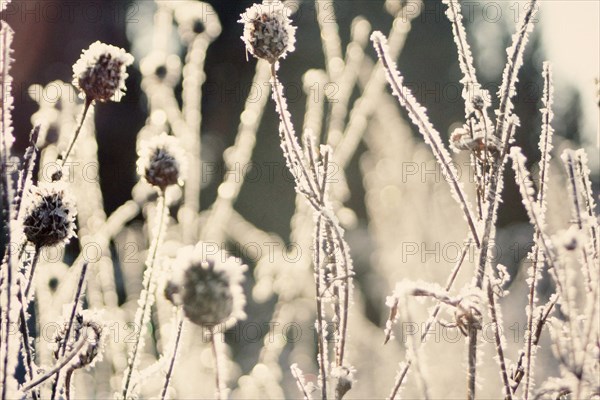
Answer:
xmin=22 ymin=182 xmax=77 ymax=248
xmin=137 ymin=133 xmax=187 ymax=191
xmin=239 ymin=1 xmax=296 ymax=64
xmin=165 ymin=242 xmax=247 ymax=327
xmin=72 ymin=41 xmax=134 ymax=102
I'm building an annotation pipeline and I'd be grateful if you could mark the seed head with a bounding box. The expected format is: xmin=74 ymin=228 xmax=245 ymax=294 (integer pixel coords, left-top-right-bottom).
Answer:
xmin=165 ymin=242 xmax=247 ymax=327
xmin=72 ymin=41 xmax=134 ymax=102
xmin=137 ymin=133 xmax=187 ymax=191
xmin=22 ymin=182 xmax=77 ymax=248
xmin=239 ymin=1 xmax=296 ymax=64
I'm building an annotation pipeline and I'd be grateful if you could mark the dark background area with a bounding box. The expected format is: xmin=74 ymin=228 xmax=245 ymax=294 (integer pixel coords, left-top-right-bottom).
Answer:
xmin=2 ymin=0 xmax=585 ymax=251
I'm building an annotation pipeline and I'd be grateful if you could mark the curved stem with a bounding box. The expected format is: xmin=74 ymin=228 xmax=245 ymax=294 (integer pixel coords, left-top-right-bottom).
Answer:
xmin=389 ymin=239 xmax=470 ymax=399
xmin=21 ymin=336 xmax=87 ymax=393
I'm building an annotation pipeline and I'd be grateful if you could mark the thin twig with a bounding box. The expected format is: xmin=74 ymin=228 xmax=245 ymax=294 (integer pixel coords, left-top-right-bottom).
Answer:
xmin=16 ymin=283 xmax=37 ymax=400
xmin=371 ymin=32 xmax=481 ymax=248
xmin=211 ymin=329 xmax=225 ymax=400
xmin=55 ymin=98 xmax=92 ymax=180
xmin=291 ymin=363 xmax=313 ymax=400
xmin=388 ymin=239 xmax=471 ymax=399
xmin=314 ymin=215 xmax=328 ymax=399
xmin=486 ymin=281 xmax=512 ymax=399
xmin=121 ymin=195 xmax=168 ymax=399
xmin=24 ymin=245 xmax=41 ymax=301
xmin=21 ymin=337 xmax=87 ymax=393
xmin=521 ymin=62 xmax=554 ymax=400
xmin=50 ymin=262 xmax=89 ymax=400
xmin=160 ymin=314 xmax=184 ymax=400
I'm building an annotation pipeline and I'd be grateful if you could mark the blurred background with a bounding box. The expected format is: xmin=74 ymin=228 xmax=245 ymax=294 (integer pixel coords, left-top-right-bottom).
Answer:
xmin=2 ymin=0 xmax=598 ymax=398
xmin=6 ymin=0 xmax=598 ymax=219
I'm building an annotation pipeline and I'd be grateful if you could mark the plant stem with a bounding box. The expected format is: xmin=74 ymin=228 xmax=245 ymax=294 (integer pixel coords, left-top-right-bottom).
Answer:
xmin=161 ymin=315 xmax=184 ymax=400
xmin=24 ymin=245 xmax=41 ymax=301
xmin=389 ymin=239 xmax=471 ymax=399
xmin=21 ymin=337 xmax=87 ymax=393
xmin=314 ymin=216 xmax=328 ymax=399
xmin=486 ymin=282 xmax=512 ymax=399
xmin=50 ymin=261 xmax=89 ymax=400
xmin=65 ymin=369 xmax=74 ymax=400
xmin=121 ymin=194 xmax=168 ymax=399
xmin=270 ymin=63 xmax=320 ymax=198
xmin=54 ymin=99 xmax=92 ymax=181
xmin=211 ymin=329 xmax=225 ymax=400
xmin=371 ymin=33 xmax=480 ymax=248
xmin=16 ymin=283 xmax=37 ymax=400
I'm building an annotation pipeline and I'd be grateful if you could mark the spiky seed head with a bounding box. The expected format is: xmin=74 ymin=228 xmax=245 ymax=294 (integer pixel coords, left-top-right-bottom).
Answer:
xmin=72 ymin=41 xmax=134 ymax=102
xmin=239 ymin=1 xmax=296 ymax=64
xmin=137 ymin=133 xmax=187 ymax=191
xmin=165 ymin=242 xmax=247 ymax=327
xmin=22 ymin=182 xmax=77 ymax=248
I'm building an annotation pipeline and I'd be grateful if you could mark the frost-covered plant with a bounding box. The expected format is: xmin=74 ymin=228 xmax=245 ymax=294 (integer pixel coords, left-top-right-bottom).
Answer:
xmin=21 ymin=182 xmax=77 ymax=249
xmin=373 ymin=0 xmax=597 ymax=398
xmin=240 ymin=4 xmax=356 ymax=398
xmin=164 ymin=243 xmax=246 ymax=327
xmin=1 ymin=0 xmax=598 ymax=399
xmin=72 ymin=41 xmax=134 ymax=103
xmin=137 ymin=133 xmax=187 ymax=192
xmin=54 ymin=41 xmax=133 ymax=180
xmin=239 ymin=1 xmax=296 ymax=64
xmin=162 ymin=243 xmax=247 ymax=399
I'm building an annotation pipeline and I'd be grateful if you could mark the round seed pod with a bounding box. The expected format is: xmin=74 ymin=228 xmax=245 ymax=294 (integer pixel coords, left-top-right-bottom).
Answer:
xmin=22 ymin=182 xmax=77 ymax=248
xmin=165 ymin=243 xmax=247 ymax=327
xmin=137 ymin=133 xmax=187 ymax=191
xmin=72 ymin=41 xmax=134 ymax=103
xmin=239 ymin=1 xmax=296 ymax=64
